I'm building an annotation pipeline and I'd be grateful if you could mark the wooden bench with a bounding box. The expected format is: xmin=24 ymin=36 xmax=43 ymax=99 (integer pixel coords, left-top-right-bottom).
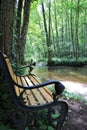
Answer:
xmin=0 ymin=51 xmax=68 ymax=130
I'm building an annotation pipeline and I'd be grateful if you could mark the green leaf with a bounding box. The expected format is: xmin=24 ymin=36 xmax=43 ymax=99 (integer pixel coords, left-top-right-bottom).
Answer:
xmin=48 ymin=126 xmax=54 ymax=130
xmin=25 ymin=127 xmax=29 ymax=130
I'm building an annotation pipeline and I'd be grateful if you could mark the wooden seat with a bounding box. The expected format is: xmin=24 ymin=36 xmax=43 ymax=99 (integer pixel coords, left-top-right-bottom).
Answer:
xmin=4 ymin=54 xmax=53 ymax=106
xmin=0 ymin=51 xmax=68 ymax=130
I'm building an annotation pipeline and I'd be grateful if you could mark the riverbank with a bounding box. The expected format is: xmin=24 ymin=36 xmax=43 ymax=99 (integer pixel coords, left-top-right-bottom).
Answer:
xmin=47 ymin=58 xmax=87 ymax=67
xmin=62 ymin=81 xmax=87 ymax=100
xmin=37 ymin=57 xmax=87 ymax=67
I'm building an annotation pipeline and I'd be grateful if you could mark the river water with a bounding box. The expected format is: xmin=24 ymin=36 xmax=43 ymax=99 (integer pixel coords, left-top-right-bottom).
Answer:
xmin=33 ymin=66 xmax=87 ymax=84
xmin=33 ymin=66 xmax=87 ymax=99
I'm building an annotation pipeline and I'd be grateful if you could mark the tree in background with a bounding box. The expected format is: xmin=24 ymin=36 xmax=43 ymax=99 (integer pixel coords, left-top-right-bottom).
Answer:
xmin=0 ymin=0 xmax=87 ymax=66
xmin=41 ymin=2 xmax=52 ymax=65
xmin=26 ymin=0 xmax=87 ymax=64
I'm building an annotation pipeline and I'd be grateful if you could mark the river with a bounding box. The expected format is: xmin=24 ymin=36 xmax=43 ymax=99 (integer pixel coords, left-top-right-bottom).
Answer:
xmin=33 ymin=66 xmax=87 ymax=99
xmin=33 ymin=66 xmax=87 ymax=84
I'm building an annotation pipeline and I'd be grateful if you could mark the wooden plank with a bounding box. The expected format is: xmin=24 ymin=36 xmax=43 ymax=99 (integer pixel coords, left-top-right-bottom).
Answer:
xmin=5 ymin=58 xmax=14 ymax=79
xmin=28 ymin=75 xmax=53 ymax=102
xmin=14 ymin=75 xmax=20 ymax=96
xmin=15 ymin=76 xmax=30 ymax=106
xmin=20 ymin=76 xmax=38 ymax=105
xmin=30 ymin=75 xmax=53 ymax=96
xmin=24 ymin=76 xmax=46 ymax=104
xmin=29 ymin=75 xmax=53 ymax=96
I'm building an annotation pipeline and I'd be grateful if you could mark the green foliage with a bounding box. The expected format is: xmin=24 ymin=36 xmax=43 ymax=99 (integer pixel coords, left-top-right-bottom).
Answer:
xmin=62 ymin=90 xmax=85 ymax=102
xmin=51 ymin=57 xmax=87 ymax=66
xmin=0 ymin=78 xmax=14 ymax=129
xmin=24 ymin=0 xmax=87 ymax=64
xmin=49 ymin=85 xmax=86 ymax=102
xmin=0 ymin=124 xmax=14 ymax=130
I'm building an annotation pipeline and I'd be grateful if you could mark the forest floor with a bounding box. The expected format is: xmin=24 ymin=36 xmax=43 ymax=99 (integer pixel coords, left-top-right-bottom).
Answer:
xmin=62 ymin=99 xmax=87 ymax=130
xmin=62 ymin=81 xmax=87 ymax=100
xmin=62 ymin=81 xmax=87 ymax=130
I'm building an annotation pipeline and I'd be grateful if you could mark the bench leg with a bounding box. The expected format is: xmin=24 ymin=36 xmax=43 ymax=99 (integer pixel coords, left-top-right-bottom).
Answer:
xmin=48 ymin=101 xmax=68 ymax=130
xmin=12 ymin=101 xmax=68 ymax=130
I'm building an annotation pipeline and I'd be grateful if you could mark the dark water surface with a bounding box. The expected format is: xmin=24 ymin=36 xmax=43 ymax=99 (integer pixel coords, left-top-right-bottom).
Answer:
xmin=33 ymin=66 xmax=87 ymax=84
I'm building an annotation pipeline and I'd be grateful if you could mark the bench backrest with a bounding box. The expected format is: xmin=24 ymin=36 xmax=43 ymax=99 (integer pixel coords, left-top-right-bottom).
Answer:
xmin=0 ymin=51 xmax=13 ymax=83
xmin=0 ymin=51 xmax=53 ymax=108
xmin=0 ymin=51 xmax=21 ymax=106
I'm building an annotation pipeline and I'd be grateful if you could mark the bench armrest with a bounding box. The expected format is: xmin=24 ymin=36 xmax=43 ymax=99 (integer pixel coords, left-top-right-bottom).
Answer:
xmin=13 ymin=80 xmax=65 ymax=95
xmin=14 ymin=64 xmax=33 ymax=74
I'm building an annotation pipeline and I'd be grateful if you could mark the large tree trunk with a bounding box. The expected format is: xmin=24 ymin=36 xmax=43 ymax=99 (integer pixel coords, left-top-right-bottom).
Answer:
xmin=20 ymin=0 xmax=31 ymax=64
xmin=0 ymin=0 xmax=15 ymax=56
xmin=15 ymin=0 xmax=31 ymax=65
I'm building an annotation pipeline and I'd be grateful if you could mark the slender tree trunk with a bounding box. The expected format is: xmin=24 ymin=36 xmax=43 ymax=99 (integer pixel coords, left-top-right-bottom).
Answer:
xmin=48 ymin=0 xmax=52 ymax=65
xmin=51 ymin=22 xmax=55 ymax=56
xmin=54 ymin=0 xmax=59 ymax=56
xmin=15 ymin=0 xmax=23 ymax=64
xmin=84 ymin=10 xmax=87 ymax=57
xmin=61 ymin=17 xmax=64 ymax=45
xmin=41 ymin=3 xmax=50 ymax=63
xmin=70 ymin=0 xmax=75 ymax=58
xmin=42 ymin=3 xmax=49 ymax=46
xmin=75 ymin=0 xmax=80 ymax=61
xmin=65 ymin=12 xmax=68 ymax=42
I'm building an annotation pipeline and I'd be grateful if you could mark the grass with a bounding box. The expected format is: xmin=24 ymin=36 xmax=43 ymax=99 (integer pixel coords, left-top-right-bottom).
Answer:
xmin=62 ymin=90 xmax=86 ymax=102
xmin=49 ymin=85 xmax=86 ymax=102
xmin=48 ymin=57 xmax=87 ymax=66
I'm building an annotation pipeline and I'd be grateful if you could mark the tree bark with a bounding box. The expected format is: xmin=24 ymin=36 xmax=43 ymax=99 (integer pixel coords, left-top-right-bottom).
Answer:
xmin=0 ymin=0 xmax=15 ymax=56
xmin=54 ymin=0 xmax=59 ymax=56
xmin=75 ymin=0 xmax=80 ymax=61
xmin=70 ymin=0 xmax=75 ymax=58
xmin=42 ymin=3 xmax=49 ymax=47
xmin=15 ymin=0 xmax=31 ymax=65
xmin=15 ymin=0 xmax=24 ymax=64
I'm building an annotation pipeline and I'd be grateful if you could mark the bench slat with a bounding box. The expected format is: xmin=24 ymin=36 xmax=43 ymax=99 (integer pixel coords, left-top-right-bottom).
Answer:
xmin=27 ymin=76 xmax=53 ymax=102
xmin=16 ymin=76 xmax=30 ymax=105
xmin=14 ymin=75 xmax=20 ymax=96
xmin=20 ymin=76 xmax=42 ymax=105
xmin=22 ymin=76 xmax=47 ymax=105
xmin=5 ymin=58 xmax=14 ymax=79
xmin=25 ymin=76 xmax=53 ymax=103
xmin=30 ymin=75 xmax=53 ymax=95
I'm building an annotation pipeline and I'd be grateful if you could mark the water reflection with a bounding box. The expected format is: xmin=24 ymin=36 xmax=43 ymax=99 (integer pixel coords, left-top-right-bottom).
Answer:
xmin=33 ymin=66 xmax=87 ymax=84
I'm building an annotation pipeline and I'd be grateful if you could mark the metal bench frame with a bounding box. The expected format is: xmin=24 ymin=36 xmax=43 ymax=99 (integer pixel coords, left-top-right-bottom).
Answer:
xmin=0 ymin=51 xmax=68 ymax=130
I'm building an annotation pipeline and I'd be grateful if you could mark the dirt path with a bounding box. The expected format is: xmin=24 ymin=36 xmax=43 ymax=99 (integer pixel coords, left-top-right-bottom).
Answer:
xmin=60 ymin=81 xmax=87 ymax=130
xmin=62 ymin=100 xmax=87 ymax=130
xmin=62 ymin=81 xmax=87 ymax=100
